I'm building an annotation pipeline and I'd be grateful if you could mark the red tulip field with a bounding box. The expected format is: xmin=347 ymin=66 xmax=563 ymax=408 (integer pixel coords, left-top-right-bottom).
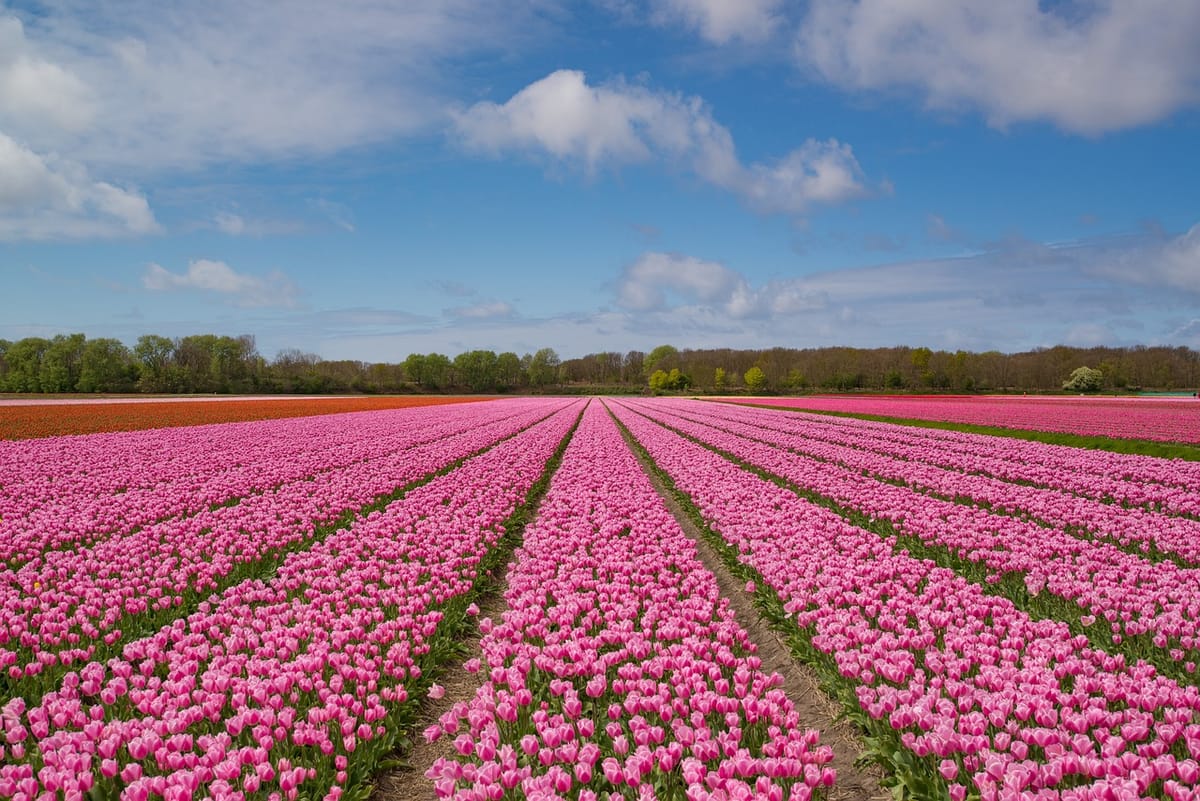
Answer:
xmin=3 ymin=396 xmax=1200 ymax=800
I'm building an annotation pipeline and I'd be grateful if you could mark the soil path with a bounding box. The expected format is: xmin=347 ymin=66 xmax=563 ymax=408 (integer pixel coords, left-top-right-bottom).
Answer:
xmin=372 ymin=573 xmax=511 ymax=801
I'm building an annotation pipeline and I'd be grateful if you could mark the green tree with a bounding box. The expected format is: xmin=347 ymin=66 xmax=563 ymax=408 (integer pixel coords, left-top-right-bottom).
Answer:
xmin=78 ymin=338 xmax=135 ymax=392
xmin=41 ymin=333 xmax=87 ymax=392
xmin=3 ymin=337 xmax=51 ymax=392
xmin=422 ymin=353 xmax=452 ymax=390
xmin=648 ymin=369 xmax=671 ymax=393
xmin=1063 ymin=366 xmax=1104 ymax=392
xmin=713 ymin=367 xmax=726 ymax=392
xmin=453 ymin=350 xmax=500 ymax=392
xmin=744 ymin=366 xmax=767 ymax=393
xmin=496 ymin=352 xmax=525 ymax=390
xmin=528 ymin=348 xmax=560 ymax=389
xmin=643 ymin=344 xmax=678 ymax=377
xmin=403 ymin=353 xmax=427 ymax=386
xmin=134 ymin=334 xmax=176 ymax=392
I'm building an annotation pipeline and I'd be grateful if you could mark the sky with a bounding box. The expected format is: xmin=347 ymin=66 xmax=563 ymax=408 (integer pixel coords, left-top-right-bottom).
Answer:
xmin=1 ymin=0 xmax=1199 ymax=363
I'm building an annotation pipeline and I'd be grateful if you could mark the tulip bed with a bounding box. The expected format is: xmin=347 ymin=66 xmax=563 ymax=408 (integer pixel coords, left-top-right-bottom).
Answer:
xmin=425 ymin=402 xmax=836 ymax=800
xmin=0 ymin=396 xmax=486 ymax=441
xmin=2 ymin=401 xmax=567 ymax=700
xmin=703 ymin=401 xmax=1200 ymax=518
xmin=737 ymin=396 xmax=1200 ymax=446
xmin=0 ymin=398 xmax=583 ymax=800
xmin=622 ymin=399 xmax=1200 ymax=683
xmin=0 ymin=402 xmax=535 ymax=566
xmin=609 ymin=400 xmax=1200 ymax=801
xmin=661 ymin=400 xmax=1200 ymax=562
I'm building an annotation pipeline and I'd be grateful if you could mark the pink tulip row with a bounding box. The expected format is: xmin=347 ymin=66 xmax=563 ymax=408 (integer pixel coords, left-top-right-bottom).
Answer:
xmin=610 ymin=400 xmax=1200 ymax=800
xmin=1 ymin=400 xmax=570 ymax=689
xmin=0 ymin=399 xmax=583 ymax=801
xmin=625 ymin=400 xmax=1200 ymax=673
xmin=426 ymin=401 xmax=837 ymax=800
xmin=709 ymin=400 xmax=1200 ymax=517
xmin=676 ymin=401 xmax=1200 ymax=562
xmin=0 ymin=402 xmax=519 ymax=565
xmin=737 ymin=396 xmax=1200 ymax=445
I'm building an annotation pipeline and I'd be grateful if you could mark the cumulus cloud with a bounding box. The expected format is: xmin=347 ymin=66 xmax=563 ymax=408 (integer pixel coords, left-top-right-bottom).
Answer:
xmin=0 ymin=132 xmax=158 ymax=240
xmin=455 ymin=69 xmax=868 ymax=214
xmin=611 ymin=222 xmax=1200 ymax=352
xmin=1 ymin=2 xmax=537 ymax=170
xmin=650 ymin=0 xmax=781 ymax=44
xmin=796 ymin=0 xmax=1200 ymax=134
xmin=616 ymin=252 xmax=827 ymax=318
xmin=0 ymin=17 xmax=94 ymax=136
xmin=143 ymin=259 xmax=299 ymax=307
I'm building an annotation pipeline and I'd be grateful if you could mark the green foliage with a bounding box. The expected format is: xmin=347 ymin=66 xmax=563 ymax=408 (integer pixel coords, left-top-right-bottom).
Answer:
xmin=1063 ymin=365 xmax=1104 ymax=392
xmin=713 ymin=367 xmax=726 ymax=392
xmin=643 ymin=344 xmax=678 ymax=376
xmin=527 ymin=348 xmax=561 ymax=388
xmin=744 ymin=366 xmax=767 ymax=393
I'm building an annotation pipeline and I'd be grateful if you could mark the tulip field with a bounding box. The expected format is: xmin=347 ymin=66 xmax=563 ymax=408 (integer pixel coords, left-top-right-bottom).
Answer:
xmin=4 ymin=395 xmax=1200 ymax=800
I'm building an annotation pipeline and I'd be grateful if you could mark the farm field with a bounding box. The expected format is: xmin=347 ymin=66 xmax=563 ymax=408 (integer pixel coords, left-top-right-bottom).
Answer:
xmin=3 ymin=396 xmax=1200 ymax=800
xmin=0 ymin=396 xmax=488 ymax=441
xmin=733 ymin=395 xmax=1200 ymax=447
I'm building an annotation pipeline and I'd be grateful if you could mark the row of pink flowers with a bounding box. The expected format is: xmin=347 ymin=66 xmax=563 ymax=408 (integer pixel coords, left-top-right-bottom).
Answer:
xmin=711 ymin=400 xmax=1200 ymax=517
xmin=426 ymin=401 xmax=836 ymax=800
xmin=630 ymin=400 xmax=1200 ymax=668
xmin=1 ymin=400 xmax=566 ymax=689
xmin=0 ymin=399 xmax=582 ymax=800
xmin=611 ymin=400 xmax=1200 ymax=800
xmin=682 ymin=401 xmax=1200 ymax=561
xmin=737 ymin=396 xmax=1200 ymax=445
xmin=0 ymin=404 xmax=532 ymax=565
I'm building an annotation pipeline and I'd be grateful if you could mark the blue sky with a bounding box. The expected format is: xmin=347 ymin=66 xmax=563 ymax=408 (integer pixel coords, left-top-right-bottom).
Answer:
xmin=2 ymin=0 xmax=1199 ymax=362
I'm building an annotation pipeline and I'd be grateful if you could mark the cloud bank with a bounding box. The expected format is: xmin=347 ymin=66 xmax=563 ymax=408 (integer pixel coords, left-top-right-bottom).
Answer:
xmin=143 ymin=259 xmax=299 ymax=308
xmin=454 ymin=69 xmax=868 ymax=214
xmin=796 ymin=0 xmax=1200 ymax=134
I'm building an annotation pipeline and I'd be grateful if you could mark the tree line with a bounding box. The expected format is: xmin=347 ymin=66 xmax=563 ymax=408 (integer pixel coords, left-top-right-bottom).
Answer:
xmin=1 ymin=333 xmax=1197 ymax=395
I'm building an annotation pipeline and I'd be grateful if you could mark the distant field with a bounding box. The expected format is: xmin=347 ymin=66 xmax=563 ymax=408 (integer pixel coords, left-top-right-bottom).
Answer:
xmin=0 ymin=395 xmax=489 ymax=440
xmin=725 ymin=394 xmax=1200 ymax=445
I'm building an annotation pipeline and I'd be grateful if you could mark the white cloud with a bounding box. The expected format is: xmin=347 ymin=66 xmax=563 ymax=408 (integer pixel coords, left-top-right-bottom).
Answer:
xmin=650 ymin=0 xmax=781 ymax=44
xmin=455 ymin=69 xmax=868 ymax=214
xmin=1 ymin=2 xmax=540 ymax=170
xmin=1086 ymin=222 xmax=1200 ymax=294
xmin=143 ymin=259 xmax=299 ymax=307
xmin=0 ymin=17 xmax=94 ymax=135
xmin=446 ymin=301 xmax=516 ymax=320
xmin=0 ymin=132 xmax=158 ymax=240
xmin=797 ymin=0 xmax=1200 ymax=134
xmin=616 ymin=251 xmax=827 ymax=318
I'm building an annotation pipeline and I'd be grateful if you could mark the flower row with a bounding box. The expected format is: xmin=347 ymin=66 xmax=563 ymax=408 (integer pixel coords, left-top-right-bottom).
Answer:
xmin=679 ymin=400 xmax=1200 ymax=561
xmin=611 ymin=400 xmax=1200 ymax=800
xmin=627 ymin=400 xmax=1200 ymax=674
xmin=0 ymin=401 xmax=511 ymax=565
xmin=1 ymin=400 xmax=568 ymax=691
xmin=0 ymin=399 xmax=582 ymax=800
xmin=741 ymin=396 xmax=1200 ymax=445
xmin=426 ymin=401 xmax=836 ymax=800
xmin=708 ymin=400 xmax=1200 ymax=517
